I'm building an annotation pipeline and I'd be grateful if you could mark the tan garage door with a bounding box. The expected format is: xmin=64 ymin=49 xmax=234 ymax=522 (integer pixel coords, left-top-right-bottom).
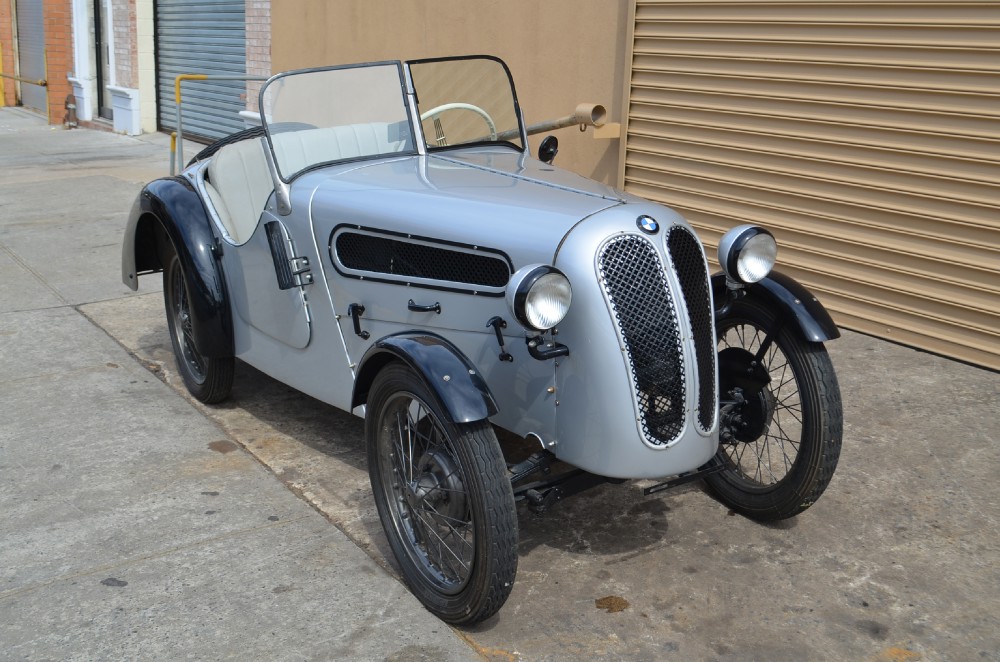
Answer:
xmin=622 ymin=1 xmax=1000 ymax=370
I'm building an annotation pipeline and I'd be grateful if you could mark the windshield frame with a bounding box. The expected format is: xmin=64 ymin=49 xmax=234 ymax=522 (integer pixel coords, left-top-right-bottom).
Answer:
xmin=256 ymin=56 xmax=528 ymax=184
xmin=258 ymin=60 xmax=419 ymax=184
xmin=406 ymin=55 xmax=528 ymax=155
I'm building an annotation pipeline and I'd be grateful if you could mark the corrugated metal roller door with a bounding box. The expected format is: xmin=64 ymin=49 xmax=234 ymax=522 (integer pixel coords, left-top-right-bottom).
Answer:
xmin=624 ymin=1 xmax=1000 ymax=370
xmin=156 ymin=0 xmax=246 ymax=140
xmin=15 ymin=0 xmax=46 ymax=113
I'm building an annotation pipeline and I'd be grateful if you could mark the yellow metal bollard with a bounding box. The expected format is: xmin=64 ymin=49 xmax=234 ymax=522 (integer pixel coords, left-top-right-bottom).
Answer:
xmin=169 ymin=132 xmax=177 ymax=176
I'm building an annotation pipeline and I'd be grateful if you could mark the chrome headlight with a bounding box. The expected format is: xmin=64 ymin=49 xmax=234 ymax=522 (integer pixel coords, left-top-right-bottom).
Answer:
xmin=506 ymin=265 xmax=572 ymax=331
xmin=718 ymin=225 xmax=777 ymax=284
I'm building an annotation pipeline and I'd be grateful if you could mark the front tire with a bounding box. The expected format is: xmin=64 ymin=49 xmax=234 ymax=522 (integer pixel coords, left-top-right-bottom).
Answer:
xmin=706 ymin=298 xmax=842 ymax=520
xmin=366 ymin=363 xmax=517 ymax=625
xmin=162 ymin=249 xmax=234 ymax=404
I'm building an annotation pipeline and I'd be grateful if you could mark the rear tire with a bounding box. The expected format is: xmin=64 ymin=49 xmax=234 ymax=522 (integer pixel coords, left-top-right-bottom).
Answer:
xmin=707 ymin=298 xmax=842 ymax=520
xmin=162 ymin=247 xmax=234 ymax=404
xmin=366 ymin=363 xmax=517 ymax=624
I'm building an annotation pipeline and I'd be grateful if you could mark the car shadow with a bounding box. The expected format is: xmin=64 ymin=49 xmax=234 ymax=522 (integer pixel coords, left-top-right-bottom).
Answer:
xmin=139 ymin=332 xmax=727 ymax=571
xmin=515 ymin=480 xmax=702 ymax=557
xmin=224 ymin=359 xmax=716 ymax=554
xmin=225 ymin=360 xmax=369 ymax=472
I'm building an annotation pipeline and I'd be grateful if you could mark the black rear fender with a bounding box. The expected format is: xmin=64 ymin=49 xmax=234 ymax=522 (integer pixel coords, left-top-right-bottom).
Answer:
xmin=121 ymin=177 xmax=233 ymax=358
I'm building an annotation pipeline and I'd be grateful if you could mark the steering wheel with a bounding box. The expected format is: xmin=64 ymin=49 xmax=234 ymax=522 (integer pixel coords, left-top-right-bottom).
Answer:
xmin=419 ymin=103 xmax=498 ymax=144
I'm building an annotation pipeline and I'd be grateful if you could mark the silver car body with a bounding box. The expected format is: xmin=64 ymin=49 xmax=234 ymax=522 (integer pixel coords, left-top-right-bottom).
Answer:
xmin=128 ymin=57 xmax=721 ymax=479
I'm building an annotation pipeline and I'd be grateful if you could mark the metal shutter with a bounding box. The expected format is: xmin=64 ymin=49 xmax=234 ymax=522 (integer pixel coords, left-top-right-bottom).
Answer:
xmin=14 ymin=0 xmax=46 ymax=113
xmin=623 ymin=1 xmax=1000 ymax=370
xmin=156 ymin=0 xmax=246 ymax=140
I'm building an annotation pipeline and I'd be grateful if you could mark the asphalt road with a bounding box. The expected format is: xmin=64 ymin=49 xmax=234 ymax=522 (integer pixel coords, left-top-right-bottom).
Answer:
xmin=3 ymin=107 xmax=998 ymax=661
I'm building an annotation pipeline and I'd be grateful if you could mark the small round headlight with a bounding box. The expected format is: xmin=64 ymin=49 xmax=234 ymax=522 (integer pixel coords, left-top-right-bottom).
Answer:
xmin=718 ymin=225 xmax=777 ymax=284
xmin=507 ymin=265 xmax=572 ymax=331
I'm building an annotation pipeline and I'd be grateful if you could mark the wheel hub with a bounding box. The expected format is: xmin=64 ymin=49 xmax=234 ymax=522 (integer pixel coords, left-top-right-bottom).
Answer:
xmin=405 ymin=448 xmax=466 ymax=523
xmin=719 ymin=347 xmax=776 ymax=443
xmin=734 ymin=387 xmax=777 ymax=442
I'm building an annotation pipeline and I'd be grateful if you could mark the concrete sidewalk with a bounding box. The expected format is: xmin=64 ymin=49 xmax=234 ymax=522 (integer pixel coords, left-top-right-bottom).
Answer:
xmin=0 ymin=109 xmax=477 ymax=660
xmin=3 ymin=107 xmax=999 ymax=661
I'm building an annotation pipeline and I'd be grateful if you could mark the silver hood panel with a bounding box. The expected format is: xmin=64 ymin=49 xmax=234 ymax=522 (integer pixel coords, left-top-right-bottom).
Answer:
xmin=293 ymin=150 xmax=716 ymax=479
xmin=297 ymin=150 xmax=622 ymax=267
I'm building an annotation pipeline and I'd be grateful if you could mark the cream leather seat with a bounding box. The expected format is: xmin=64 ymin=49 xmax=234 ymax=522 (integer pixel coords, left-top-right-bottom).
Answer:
xmin=271 ymin=123 xmax=406 ymax=176
xmin=205 ymin=122 xmax=408 ymax=245
xmin=205 ymin=138 xmax=272 ymax=244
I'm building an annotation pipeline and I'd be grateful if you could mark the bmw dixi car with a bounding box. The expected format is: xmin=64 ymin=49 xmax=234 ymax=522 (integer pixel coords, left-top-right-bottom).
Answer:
xmin=122 ymin=55 xmax=843 ymax=625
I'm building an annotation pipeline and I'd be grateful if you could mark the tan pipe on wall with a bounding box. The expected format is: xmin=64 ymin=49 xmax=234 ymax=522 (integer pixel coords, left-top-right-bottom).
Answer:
xmin=525 ymin=103 xmax=607 ymax=136
xmin=492 ymin=103 xmax=607 ymax=142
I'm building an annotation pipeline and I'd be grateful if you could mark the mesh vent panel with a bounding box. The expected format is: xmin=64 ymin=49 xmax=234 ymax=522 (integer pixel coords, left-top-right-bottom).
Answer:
xmin=599 ymin=235 xmax=685 ymax=445
xmin=667 ymin=226 xmax=717 ymax=432
xmin=335 ymin=232 xmax=509 ymax=288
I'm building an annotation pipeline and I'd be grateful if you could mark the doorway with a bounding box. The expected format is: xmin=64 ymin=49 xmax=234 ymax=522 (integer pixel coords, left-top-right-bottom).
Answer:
xmin=93 ymin=0 xmax=113 ymax=120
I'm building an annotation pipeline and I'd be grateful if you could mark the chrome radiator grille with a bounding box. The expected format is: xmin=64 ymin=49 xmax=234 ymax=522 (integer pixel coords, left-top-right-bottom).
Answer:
xmin=598 ymin=235 xmax=686 ymax=446
xmin=598 ymin=229 xmax=717 ymax=445
xmin=667 ymin=226 xmax=717 ymax=432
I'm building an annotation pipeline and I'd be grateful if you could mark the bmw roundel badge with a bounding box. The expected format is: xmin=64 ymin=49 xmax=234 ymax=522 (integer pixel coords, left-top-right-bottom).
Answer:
xmin=637 ymin=215 xmax=659 ymax=235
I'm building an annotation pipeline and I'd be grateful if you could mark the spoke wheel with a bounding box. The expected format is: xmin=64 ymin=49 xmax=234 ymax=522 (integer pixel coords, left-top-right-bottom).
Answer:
xmin=707 ymin=298 xmax=842 ymax=520
xmin=366 ymin=363 xmax=516 ymax=624
xmin=162 ymin=248 xmax=233 ymax=404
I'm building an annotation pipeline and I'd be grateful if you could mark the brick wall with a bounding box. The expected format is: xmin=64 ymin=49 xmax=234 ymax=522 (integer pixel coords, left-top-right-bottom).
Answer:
xmin=0 ymin=2 xmax=15 ymax=106
xmin=113 ymin=0 xmax=137 ymax=89
xmin=44 ymin=0 xmax=74 ymax=124
xmin=1 ymin=0 xmax=81 ymax=119
xmin=0 ymin=1 xmax=72 ymax=114
xmin=245 ymin=0 xmax=271 ymax=112
xmin=6 ymin=0 xmax=269 ymax=124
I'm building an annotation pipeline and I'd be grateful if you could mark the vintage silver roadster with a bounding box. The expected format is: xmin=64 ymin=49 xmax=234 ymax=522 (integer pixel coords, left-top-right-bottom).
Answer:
xmin=122 ymin=56 xmax=842 ymax=624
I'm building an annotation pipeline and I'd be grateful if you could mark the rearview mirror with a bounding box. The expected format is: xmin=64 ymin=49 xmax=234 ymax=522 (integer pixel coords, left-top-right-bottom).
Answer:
xmin=538 ymin=136 xmax=559 ymax=165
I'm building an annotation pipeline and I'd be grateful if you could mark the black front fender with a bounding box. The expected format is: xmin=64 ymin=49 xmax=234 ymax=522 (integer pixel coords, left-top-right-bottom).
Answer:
xmin=121 ymin=177 xmax=233 ymax=358
xmin=353 ymin=333 xmax=498 ymax=424
xmin=712 ymin=270 xmax=840 ymax=342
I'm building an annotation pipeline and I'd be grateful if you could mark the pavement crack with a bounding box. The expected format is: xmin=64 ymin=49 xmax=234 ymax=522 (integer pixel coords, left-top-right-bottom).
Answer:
xmin=0 ymin=242 xmax=69 ymax=305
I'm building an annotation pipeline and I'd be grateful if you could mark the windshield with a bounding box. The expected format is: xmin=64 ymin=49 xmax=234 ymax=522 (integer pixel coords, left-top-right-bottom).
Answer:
xmin=259 ymin=62 xmax=416 ymax=181
xmin=408 ymin=56 xmax=524 ymax=151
